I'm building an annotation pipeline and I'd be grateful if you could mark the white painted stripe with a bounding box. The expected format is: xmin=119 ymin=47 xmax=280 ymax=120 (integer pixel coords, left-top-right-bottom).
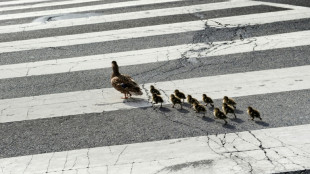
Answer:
xmin=1 ymin=5 xmax=304 ymax=54
xmin=0 ymin=0 xmax=53 ymax=7
xmin=1 ymin=124 xmax=310 ymax=174
xmin=0 ymin=0 xmax=106 ymax=12
xmin=0 ymin=1 xmax=263 ymax=34
xmin=0 ymin=0 xmax=52 ymax=7
xmin=0 ymin=65 xmax=309 ymax=123
xmin=0 ymin=0 xmax=185 ymax=21
xmin=259 ymin=0 xmax=310 ymax=10
xmin=207 ymin=9 xmax=310 ymax=28
xmin=0 ymin=20 xmax=205 ymax=53
xmin=1 ymin=30 xmax=310 ymax=80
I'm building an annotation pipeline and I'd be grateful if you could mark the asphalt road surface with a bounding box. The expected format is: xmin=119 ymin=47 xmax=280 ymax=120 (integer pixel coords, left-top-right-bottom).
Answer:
xmin=0 ymin=0 xmax=310 ymax=173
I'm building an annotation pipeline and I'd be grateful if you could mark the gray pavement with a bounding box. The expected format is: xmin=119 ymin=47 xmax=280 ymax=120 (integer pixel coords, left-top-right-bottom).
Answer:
xmin=0 ymin=0 xmax=310 ymax=173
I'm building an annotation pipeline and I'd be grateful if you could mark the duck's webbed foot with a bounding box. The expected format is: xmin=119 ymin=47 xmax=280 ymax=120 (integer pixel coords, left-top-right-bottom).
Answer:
xmin=121 ymin=93 xmax=128 ymax=99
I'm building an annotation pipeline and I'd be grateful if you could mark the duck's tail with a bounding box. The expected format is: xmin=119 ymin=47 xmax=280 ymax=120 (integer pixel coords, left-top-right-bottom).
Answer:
xmin=129 ymin=87 xmax=143 ymax=95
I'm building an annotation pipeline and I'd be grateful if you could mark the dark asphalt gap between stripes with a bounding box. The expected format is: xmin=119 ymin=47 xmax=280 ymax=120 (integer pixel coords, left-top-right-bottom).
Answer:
xmin=0 ymin=0 xmax=227 ymax=26
xmin=0 ymin=17 xmax=310 ymax=65
xmin=0 ymin=5 xmax=288 ymax=42
xmin=0 ymin=45 xmax=309 ymax=99
xmin=0 ymin=89 xmax=309 ymax=158
xmin=255 ymin=0 xmax=310 ymax=7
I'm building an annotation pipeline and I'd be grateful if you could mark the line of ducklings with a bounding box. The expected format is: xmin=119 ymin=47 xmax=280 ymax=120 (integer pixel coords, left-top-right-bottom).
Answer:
xmin=150 ymin=85 xmax=262 ymax=125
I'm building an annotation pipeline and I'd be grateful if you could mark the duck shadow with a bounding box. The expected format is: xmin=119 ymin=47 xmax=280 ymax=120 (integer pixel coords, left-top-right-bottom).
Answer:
xmin=182 ymin=103 xmax=192 ymax=108
xmin=121 ymin=98 xmax=150 ymax=110
xmin=158 ymin=107 xmax=171 ymax=113
xmin=177 ymin=108 xmax=190 ymax=113
xmin=202 ymin=116 xmax=214 ymax=122
xmin=207 ymin=107 xmax=215 ymax=111
xmin=230 ymin=117 xmax=245 ymax=123
xmin=254 ymin=120 xmax=269 ymax=127
xmin=235 ymin=109 xmax=244 ymax=114
xmin=222 ymin=123 xmax=236 ymax=129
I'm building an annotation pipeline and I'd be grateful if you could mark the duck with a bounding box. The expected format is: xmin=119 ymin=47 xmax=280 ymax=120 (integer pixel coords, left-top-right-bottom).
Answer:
xmin=170 ymin=94 xmax=182 ymax=109
xmin=202 ymin=94 xmax=214 ymax=107
xmin=152 ymin=93 xmax=163 ymax=108
xmin=213 ymin=108 xmax=228 ymax=125
xmin=174 ymin=89 xmax=186 ymax=103
xmin=247 ymin=106 xmax=262 ymax=121
xmin=111 ymin=61 xmax=143 ymax=99
xmin=193 ymin=102 xmax=206 ymax=116
xmin=150 ymin=85 xmax=161 ymax=95
xmin=223 ymin=96 xmax=236 ymax=108
xmin=222 ymin=103 xmax=236 ymax=118
xmin=187 ymin=95 xmax=199 ymax=105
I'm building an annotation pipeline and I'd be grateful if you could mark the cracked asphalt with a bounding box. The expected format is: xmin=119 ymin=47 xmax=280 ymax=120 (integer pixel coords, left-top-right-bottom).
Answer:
xmin=1 ymin=0 xmax=310 ymax=173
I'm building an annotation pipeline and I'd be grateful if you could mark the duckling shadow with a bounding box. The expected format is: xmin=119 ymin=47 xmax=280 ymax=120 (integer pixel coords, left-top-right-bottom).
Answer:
xmin=158 ymin=107 xmax=171 ymax=113
xmin=235 ymin=109 xmax=244 ymax=114
xmin=182 ymin=103 xmax=192 ymax=108
xmin=207 ymin=107 xmax=215 ymax=111
xmin=230 ymin=117 xmax=244 ymax=123
xmin=122 ymin=98 xmax=150 ymax=110
xmin=202 ymin=116 xmax=214 ymax=122
xmin=255 ymin=120 xmax=269 ymax=127
xmin=177 ymin=108 xmax=190 ymax=113
xmin=222 ymin=123 xmax=235 ymax=129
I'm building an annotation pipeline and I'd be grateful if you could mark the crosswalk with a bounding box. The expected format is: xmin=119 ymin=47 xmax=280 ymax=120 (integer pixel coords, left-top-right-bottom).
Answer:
xmin=0 ymin=0 xmax=309 ymax=173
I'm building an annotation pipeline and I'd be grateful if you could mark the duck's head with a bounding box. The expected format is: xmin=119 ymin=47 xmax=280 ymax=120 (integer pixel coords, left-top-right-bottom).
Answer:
xmin=187 ymin=95 xmax=192 ymax=99
xmin=174 ymin=89 xmax=179 ymax=93
xmin=150 ymin=85 xmax=154 ymax=89
xmin=112 ymin=61 xmax=118 ymax=67
xmin=214 ymin=108 xmax=220 ymax=112
xmin=111 ymin=61 xmax=120 ymax=77
xmin=202 ymin=94 xmax=207 ymax=97
xmin=223 ymin=96 xmax=228 ymax=100
xmin=248 ymin=106 xmax=253 ymax=111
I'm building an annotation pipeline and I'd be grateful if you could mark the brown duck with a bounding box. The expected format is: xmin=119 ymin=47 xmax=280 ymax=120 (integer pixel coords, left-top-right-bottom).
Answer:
xmin=202 ymin=94 xmax=214 ymax=107
xmin=223 ymin=96 xmax=236 ymax=108
xmin=193 ymin=102 xmax=206 ymax=116
xmin=174 ymin=89 xmax=186 ymax=103
xmin=247 ymin=106 xmax=262 ymax=121
xmin=222 ymin=103 xmax=237 ymax=118
xmin=213 ymin=108 xmax=228 ymax=125
xmin=111 ymin=61 xmax=143 ymax=99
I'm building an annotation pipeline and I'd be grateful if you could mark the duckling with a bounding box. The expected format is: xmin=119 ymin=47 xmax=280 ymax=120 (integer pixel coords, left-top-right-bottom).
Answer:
xmin=247 ymin=106 xmax=262 ymax=121
xmin=111 ymin=61 xmax=143 ymax=99
xmin=150 ymin=85 xmax=161 ymax=95
xmin=222 ymin=103 xmax=236 ymax=118
xmin=193 ymin=102 xmax=206 ymax=116
xmin=170 ymin=94 xmax=182 ymax=109
xmin=187 ymin=95 xmax=199 ymax=105
xmin=202 ymin=94 xmax=214 ymax=107
xmin=152 ymin=93 xmax=163 ymax=108
xmin=174 ymin=89 xmax=186 ymax=103
xmin=213 ymin=108 xmax=228 ymax=125
xmin=223 ymin=96 xmax=236 ymax=108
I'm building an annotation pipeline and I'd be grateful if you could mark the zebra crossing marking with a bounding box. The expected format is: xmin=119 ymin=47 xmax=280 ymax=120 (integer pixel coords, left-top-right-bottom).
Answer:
xmin=0 ymin=30 xmax=310 ymax=79
xmin=0 ymin=0 xmax=186 ymax=21
xmin=0 ymin=1 xmax=264 ymax=34
xmin=0 ymin=65 xmax=309 ymax=123
xmin=0 ymin=0 xmax=54 ymax=7
xmin=1 ymin=124 xmax=309 ymax=174
xmin=0 ymin=0 xmax=108 ymax=12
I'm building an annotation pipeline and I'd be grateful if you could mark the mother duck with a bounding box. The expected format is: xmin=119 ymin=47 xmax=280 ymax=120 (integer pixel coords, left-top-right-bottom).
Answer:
xmin=111 ymin=61 xmax=143 ymax=99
